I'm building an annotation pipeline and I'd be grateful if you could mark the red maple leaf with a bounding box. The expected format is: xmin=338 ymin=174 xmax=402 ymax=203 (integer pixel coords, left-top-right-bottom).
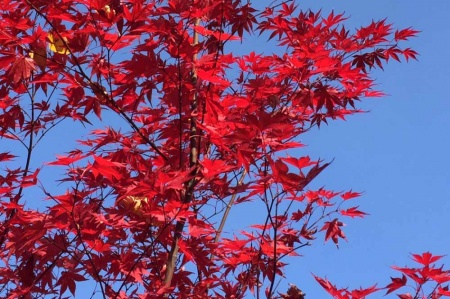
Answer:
xmin=8 ymin=56 xmax=36 ymax=83
xmin=320 ymin=218 xmax=347 ymax=246
xmin=340 ymin=206 xmax=368 ymax=218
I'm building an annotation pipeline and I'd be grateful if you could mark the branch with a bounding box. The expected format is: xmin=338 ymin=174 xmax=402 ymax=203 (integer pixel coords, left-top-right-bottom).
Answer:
xmin=214 ymin=169 xmax=247 ymax=244
xmin=163 ymin=17 xmax=201 ymax=288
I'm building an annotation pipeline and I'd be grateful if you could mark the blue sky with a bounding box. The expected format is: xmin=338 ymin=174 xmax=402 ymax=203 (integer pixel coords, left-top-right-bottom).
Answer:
xmin=3 ymin=0 xmax=450 ymax=298
xmin=265 ymin=0 xmax=450 ymax=297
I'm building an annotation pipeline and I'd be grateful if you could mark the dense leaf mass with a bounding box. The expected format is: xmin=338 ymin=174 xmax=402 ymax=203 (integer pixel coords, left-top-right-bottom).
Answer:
xmin=0 ymin=0 xmax=440 ymax=298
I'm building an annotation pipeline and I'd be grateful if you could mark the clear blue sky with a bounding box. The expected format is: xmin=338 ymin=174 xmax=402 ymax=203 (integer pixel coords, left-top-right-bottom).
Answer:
xmin=5 ymin=1 xmax=449 ymax=298
xmin=259 ymin=1 xmax=450 ymax=297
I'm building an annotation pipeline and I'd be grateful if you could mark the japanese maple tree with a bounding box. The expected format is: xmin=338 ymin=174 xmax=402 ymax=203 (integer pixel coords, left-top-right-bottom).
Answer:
xmin=0 ymin=0 xmax=443 ymax=298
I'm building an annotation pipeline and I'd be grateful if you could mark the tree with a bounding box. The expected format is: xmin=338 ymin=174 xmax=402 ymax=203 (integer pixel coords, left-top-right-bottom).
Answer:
xmin=1 ymin=0 xmax=444 ymax=298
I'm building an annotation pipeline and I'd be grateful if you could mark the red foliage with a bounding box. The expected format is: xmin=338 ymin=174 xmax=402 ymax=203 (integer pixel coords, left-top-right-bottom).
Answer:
xmin=315 ymin=252 xmax=450 ymax=298
xmin=0 ymin=0 xmax=427 ymax=298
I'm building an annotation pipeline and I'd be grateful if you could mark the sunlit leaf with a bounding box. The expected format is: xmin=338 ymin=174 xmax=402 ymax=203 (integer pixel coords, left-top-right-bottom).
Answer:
xmin=48 ymin=32 xmax=69 ymax=55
